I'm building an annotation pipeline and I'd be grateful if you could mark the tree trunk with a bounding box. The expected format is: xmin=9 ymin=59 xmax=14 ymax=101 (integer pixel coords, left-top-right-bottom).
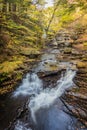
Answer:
xmin=46 ymin=0 xmax=61 ymax=36
xmin=9 ymin=3 xmax=12 ymax=12
xmin=0 ymin=3 xmax=3 ymax=12
xmin=2 ymin=0 xmax=7 ymax=12
xmin=7 ymin=2 xmax=9 ymax=12
xmin=12 ymin=3 xmax=16 ymax=12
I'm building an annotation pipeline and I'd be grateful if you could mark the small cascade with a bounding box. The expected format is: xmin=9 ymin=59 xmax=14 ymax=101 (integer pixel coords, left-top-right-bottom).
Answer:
xmin=12 ymin=61 xmax=76 ymax=129
xmin=29 ymin=69 xmax=76 ymax=122
xmin=13 ymin=73 xmax=43 ymax=97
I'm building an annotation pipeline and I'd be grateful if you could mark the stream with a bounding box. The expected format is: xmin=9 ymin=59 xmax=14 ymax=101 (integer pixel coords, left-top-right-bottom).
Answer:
xmin=0 ymin=48 xmax=85 ymax=130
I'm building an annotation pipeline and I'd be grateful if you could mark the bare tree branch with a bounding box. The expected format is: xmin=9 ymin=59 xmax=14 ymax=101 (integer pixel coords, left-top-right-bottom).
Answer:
xmin=46 ymin=0 xmax=61 ymax=36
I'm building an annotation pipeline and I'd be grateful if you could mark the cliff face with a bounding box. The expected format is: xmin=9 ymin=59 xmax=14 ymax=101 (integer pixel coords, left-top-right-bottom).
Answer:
xmin=47 ymin=19 xmax=87 ymax=126
xmin=64 ymin=27 xmax=87 ymax=127
xmin=54 ymin=27 xmax=87 ymax=127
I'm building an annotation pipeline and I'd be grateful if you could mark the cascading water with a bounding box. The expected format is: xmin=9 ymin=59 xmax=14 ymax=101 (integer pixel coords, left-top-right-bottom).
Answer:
xmin=13 ymin=64 xmax=76 ymax=129
xmin=29 ymin=69 xmax=76 ymax=123
xmin=14 ymin=121 xmax=32 ymax=130
xmin=13 ymin=73 xmax=43 ymax=97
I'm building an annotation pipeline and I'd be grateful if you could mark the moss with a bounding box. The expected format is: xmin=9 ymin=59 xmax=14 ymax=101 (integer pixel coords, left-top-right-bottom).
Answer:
xmin=45 ymin=63 xmax=58 ymax=71
xmin=82 ymin=57 xmax=87 ymax=61
xmin=16 ymin=72 xmax=23 ymax=81
xmin=84 ymin=42 xmax=87 ymax=46
xmin=49 ymin=64 xmax=58 ymax=71
xmin=0 ymin=60 xmax=23 ymax=73
xmin=77 ymin=61 xmax=87 ymax=68
xmin=20 ymin=46 xmax=40 ymax=55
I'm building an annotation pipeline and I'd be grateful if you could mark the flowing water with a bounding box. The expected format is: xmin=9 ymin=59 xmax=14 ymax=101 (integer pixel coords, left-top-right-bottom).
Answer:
xmin=29 ymin=69 xmax=76 ymax=123
xmin=13 ymin=73 xmax=43 ymax=97
xmin=0 ymin=49 xmax=83 ymax=130
xmin=13 ymin=69 xmax=76 ymax=130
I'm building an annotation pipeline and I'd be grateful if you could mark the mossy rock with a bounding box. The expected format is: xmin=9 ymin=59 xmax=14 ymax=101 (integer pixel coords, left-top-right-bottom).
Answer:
xmin=49 ymin=64 xmax=58 ymax=71
xmin=82 ymin=57 xmax=87 ymax=61
xmin=83 ymin=42 xmax=87 ymax=50
xmin=84 ymin=42 xmax=87 ymax=46
xmin=77 ymin=61 xmax=87 ymax=68
xmin=64 ymin=48 xmax=72 ymax=54
xmin=0 ymin=60 xmax=23 ymax=73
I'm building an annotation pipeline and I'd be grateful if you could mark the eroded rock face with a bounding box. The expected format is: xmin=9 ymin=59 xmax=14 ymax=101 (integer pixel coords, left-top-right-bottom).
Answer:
xmin=46 ymin=28 xmax=87 ymax=128
xmin=55 ymin=30 xmax=73 ymax=47
xmin=48 ymin=30 xmax=73 ymax=48
xmin=55 ymin=29 xmax=87 ymax=128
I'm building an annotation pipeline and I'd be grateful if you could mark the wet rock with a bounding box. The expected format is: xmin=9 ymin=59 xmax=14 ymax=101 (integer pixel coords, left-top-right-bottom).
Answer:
xmin=37 ymin=69 xmax=65 ymax=88
xmin=37 ymin=69 xmax=65 ymax=78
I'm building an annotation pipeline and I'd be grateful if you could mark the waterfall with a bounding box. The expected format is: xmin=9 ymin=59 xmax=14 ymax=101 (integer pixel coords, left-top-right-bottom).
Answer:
xmin=29 ymin=69 xmax=76 ymax=123
xmin=13 ymin=68 xmax=76 ymax=126
xmin=13 ymin=73 xmax=43 ymax=97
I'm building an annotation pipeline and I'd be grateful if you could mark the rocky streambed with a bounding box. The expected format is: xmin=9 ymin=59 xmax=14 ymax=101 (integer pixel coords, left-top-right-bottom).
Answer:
xmin=0 ymin=29 xmax=87 ymax=130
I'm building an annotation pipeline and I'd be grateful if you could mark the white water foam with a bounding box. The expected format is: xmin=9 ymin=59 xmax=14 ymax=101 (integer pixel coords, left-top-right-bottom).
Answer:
xmin=29 ymin=69 xmax=76 ymax=122
xmin=14 ymin=121 xmax=32 ymax=130
xmin=13 ymin=73 xmax=43 ymax=97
